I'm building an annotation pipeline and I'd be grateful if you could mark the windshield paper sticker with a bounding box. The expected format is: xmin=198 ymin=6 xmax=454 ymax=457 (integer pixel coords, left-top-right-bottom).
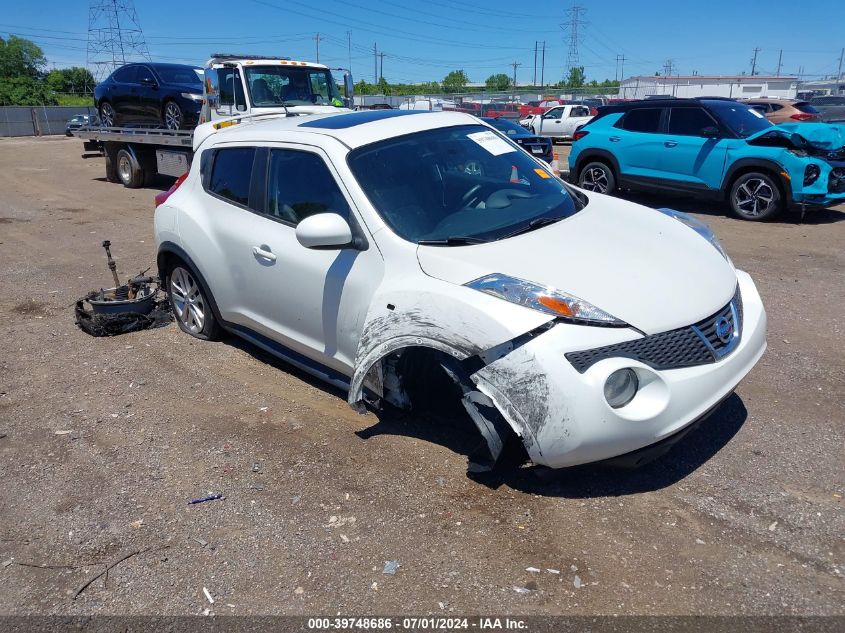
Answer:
xmin=467 ymin=131 xmax=516 ymax=156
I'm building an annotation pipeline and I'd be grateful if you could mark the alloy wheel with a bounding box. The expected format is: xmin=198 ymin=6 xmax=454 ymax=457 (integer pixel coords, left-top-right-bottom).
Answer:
xmin=734 ymin=178 xmax=774 ymax=217
xmin=164 ymin=102 xmax=182 ymax=130
xmin=100 ymin=102 xmax=115 ymax=127
xmin=170 ymin=266 xmax=205 ymax=334
xmin=580 ymin=166 xmax=609 ymax=193
xmin=117 ymin=153 xmax=132 ymax=183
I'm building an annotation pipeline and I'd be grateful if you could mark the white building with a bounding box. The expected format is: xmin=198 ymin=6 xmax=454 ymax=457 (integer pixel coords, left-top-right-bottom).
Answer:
xmin=619 ymin=75 xmax=798 ymax=100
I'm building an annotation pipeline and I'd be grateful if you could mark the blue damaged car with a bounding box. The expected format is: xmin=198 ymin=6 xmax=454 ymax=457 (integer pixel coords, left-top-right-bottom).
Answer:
xmin=568 ymin=97 xmax=845 ymax=220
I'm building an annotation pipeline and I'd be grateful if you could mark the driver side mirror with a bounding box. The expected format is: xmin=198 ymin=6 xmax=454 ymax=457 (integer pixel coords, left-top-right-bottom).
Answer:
xmin=296 ymin=213 xmax=354 ymax=249
xmin=700 ymin=126 xmax=720 ymax=138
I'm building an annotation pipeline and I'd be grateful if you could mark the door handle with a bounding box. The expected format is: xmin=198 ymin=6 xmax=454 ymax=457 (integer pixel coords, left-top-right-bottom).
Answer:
xmin=609 ymin=136 xmax=621 ymax=142
xmin=553 ymin=120 xmax=561 ymax=123
xmin=252 ymin=246 xmax=276 ymax=262
xmin=664 ymin=141 xmax=678 ymax=147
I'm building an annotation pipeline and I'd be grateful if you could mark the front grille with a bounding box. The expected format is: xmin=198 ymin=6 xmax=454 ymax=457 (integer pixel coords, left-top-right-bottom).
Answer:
xmin=566 ymin=288 xmax=742 ymax=374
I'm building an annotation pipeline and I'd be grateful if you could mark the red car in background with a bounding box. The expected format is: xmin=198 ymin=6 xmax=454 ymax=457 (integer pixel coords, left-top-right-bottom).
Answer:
xmin=518 ymin=99 xmax=564 ymax=117
xmin=482 ymin=102 xmax=522 ymax=118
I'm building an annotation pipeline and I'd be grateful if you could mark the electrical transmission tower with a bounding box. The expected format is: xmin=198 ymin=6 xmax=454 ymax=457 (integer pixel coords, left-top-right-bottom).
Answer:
xmin=87 ymin=0 xmax=150 ymax=81
xmin=563 ymin=2 xmax=586 ymax=79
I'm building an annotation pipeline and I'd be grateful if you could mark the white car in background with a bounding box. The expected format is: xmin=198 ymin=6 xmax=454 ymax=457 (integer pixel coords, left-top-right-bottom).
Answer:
xmin=520 ymin=104 xmax=594 ymax=140
xmin=154 ymin=109 xmax=766 ymax=473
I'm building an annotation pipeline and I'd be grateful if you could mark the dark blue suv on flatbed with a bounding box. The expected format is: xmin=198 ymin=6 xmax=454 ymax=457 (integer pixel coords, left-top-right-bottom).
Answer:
xmin=569 ymin=98 xmax=845 ymax=220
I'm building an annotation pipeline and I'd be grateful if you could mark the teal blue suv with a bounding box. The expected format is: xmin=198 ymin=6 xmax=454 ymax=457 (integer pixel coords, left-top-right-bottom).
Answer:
xmin=568 ymin=97 xmax=845 ymax=220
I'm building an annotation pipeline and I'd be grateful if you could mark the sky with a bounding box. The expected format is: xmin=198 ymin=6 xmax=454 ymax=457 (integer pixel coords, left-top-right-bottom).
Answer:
xmin=2 ymin=0 xmax=844 ymax=85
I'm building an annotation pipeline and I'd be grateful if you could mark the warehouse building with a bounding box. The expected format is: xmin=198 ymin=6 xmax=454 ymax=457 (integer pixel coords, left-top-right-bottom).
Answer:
xmin=618 ymin=75 xmax=798 ymax=100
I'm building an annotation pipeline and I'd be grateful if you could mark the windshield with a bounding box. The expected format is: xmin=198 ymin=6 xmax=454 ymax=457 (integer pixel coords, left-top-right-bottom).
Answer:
xmin=243 ymin=66 xmax=342 ymax=107
xmin=706 ymin=100 xmax=772 ymax=138
xmin=347 ymin=125 xmax=582 ymax=244
xmin=482 ymin=118 xmax=525 ymax=135
xmin=156 ymin=66 xmax=203 ymax=86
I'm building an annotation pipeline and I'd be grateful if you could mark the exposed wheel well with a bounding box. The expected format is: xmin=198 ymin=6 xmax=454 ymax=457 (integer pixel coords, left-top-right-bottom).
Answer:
xmin=377 ymin=346 xmax=529 ymax=471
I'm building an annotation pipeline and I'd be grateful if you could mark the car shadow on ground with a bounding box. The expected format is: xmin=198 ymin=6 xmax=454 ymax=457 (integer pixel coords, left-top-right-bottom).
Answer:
xmin=222 ymin=334 xmax=748 ymax=498
xmin=623 ymin=191 xmax=845 ymax=225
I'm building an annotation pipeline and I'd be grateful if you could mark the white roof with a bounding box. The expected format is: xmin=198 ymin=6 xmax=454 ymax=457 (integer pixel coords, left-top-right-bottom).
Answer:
xmin=200 ymin=110 xmax=482 ymax=151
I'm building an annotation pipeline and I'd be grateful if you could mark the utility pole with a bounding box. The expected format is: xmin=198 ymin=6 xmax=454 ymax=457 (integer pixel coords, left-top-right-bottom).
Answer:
xmin=616 ymin=54 xmax=626 ymax=82
xmin=776 ymin=49 xmax=783 ymax=76
xmin=314 ymin=32 xmax=323 ymax=63
xmin=663 ymin=59 xmax=675 ymax=77
xmin=541 ymin=41 xmax=546 ymax=91
xmin=378 ymin=52 xmax=386 ymax=81
xmin=373 ymin=43 xmax=378 ymax=84
xmin=533 ymin=42 xmax=538 ymax=86
xmin=347 ymin=31 xmax=352 ymax=72
xmin=510 ymin=61 xmax=521 ymax=89
xmin=750 ymin=47 xmax=760 ymax=76
xmin=564 ymin=2 xmax=586 ymax=79
xmin=838 ymin=47 xmax=844 ymax=81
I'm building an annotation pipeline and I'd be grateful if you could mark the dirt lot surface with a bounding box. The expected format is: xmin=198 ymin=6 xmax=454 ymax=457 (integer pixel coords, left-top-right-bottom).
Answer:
xmin=0 ymin=136 xmax=843 ymax=617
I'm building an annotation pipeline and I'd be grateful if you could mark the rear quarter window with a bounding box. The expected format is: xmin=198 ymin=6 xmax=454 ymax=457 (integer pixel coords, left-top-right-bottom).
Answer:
xmin=207 ymin=147 xmax=256 ymax=207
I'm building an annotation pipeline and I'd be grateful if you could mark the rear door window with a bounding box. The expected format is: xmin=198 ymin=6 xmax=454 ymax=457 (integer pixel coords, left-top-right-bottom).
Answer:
xmin=794 ymin=102 xmax=819 ymax=114
xmin=619 ymin=108 xmax=662 ymax=133
xmin=208 ymin=147 xmax=256 ymax=207
xmin=667 ymin=107 xmax=717 ymax=136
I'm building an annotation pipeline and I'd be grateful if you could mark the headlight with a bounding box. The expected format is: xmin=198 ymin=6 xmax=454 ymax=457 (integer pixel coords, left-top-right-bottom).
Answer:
xmin=465 ymin=274 xmax=626 ymax=326
xmin=181 ymin=93 xmax=204 ymax=102
xmin=656 ymin=207 xmax=731 ymax=263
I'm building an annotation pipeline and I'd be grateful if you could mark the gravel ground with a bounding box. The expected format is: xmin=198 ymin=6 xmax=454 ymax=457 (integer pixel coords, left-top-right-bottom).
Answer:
xmin=0 ymin=136 xmax=842 ymax=617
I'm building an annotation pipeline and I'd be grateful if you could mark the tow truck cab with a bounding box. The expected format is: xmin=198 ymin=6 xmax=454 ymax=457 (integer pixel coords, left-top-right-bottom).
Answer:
xmin=200 ymin=54 xmax=354 ymax=123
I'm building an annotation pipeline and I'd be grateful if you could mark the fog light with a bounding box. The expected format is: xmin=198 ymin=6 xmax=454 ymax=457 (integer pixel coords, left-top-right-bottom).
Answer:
xmin=604 ymin=369 xmax=638 ymax=409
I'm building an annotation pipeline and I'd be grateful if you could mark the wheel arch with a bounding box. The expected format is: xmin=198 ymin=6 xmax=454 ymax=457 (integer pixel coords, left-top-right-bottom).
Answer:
xmin=722 ymin=158 xmax=792 ymax=201
xmin=573 ymin=149 xmax=620 ymax=182
xmin=156 ymin=241 xmax=225 ymax=327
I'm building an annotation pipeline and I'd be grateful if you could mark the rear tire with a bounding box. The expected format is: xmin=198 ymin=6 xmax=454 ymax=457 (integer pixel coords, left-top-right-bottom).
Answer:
xmin=99 ymin=101 xmax=116 ymax=127
xmin=729 ymin=171 xmax=783 ymax=221
xmin=115 ymin=148 xmax=145 ymax=188
xmin=163 ymin=101 xmax=183 ymax=130
xmin=166 ymin=263 xmax=221 ymax=340
xmin=577 ymin=161 xmax=616 ymax=195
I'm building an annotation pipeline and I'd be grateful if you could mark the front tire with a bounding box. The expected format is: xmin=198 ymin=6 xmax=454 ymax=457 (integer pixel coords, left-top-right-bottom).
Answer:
xmin=167 ymin=264 xmax=220 ymax=340
xmin=578 ymin=161 xmax=616 ymax=194
xmin=729 ymin=172 xmax=783 ymax=221
xmin=163 ymin=101 xmax=183 ymax=130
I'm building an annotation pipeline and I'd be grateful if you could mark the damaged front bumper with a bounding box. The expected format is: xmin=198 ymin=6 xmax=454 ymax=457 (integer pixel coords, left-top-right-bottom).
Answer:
xmin=469 ymin=270 xmax=767 ymax=469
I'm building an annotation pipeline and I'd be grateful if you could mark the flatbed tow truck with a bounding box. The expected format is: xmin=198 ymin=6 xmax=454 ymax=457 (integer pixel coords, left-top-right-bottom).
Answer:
xmin=73 ymin=54 xmax=354 ymax=188
xmin=73 ymin=126 xmax=194 ymax=188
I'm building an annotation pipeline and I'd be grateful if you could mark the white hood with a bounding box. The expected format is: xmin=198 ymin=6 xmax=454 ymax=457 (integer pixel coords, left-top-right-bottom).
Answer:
xmin=416 ymin=199 xmax=737 ymax=335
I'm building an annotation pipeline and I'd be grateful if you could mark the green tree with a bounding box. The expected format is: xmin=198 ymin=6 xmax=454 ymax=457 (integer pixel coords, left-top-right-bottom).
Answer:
xmin=442 ymin=70 xmax=469 ymax=93
xmin=565 ymin=66 xmax=586 ymax=88
xmin=46 ymin=66 xmax=96 ymax=95
xmin=485 ymin=73 xmax=511 ymax=91
xmin=0 ymin=35 xmax=46 ymax=79
xmin=377 ymin=76 xmax=391 ymax=95
xmin=0 ymin=76 xmax=57 ymax=105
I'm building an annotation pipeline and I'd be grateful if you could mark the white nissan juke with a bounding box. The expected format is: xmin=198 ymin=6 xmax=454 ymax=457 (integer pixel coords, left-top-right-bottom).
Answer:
xmin=154 ymin=109 xmax=767 ymax=472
